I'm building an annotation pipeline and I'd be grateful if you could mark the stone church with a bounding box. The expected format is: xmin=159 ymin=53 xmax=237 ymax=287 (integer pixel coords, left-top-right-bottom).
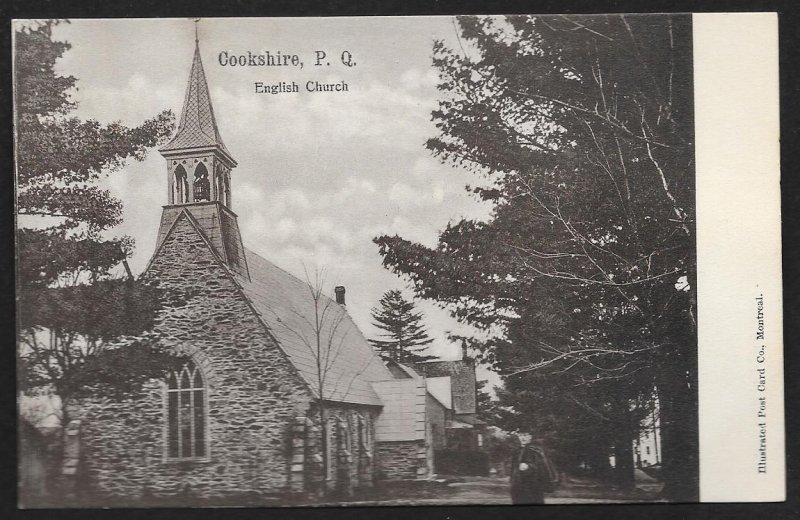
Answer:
xmin=66 ymin=36 xmax=480 ymax=504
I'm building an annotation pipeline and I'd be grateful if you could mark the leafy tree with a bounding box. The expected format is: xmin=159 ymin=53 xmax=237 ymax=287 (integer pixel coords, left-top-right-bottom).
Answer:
xmin=374 ymin=15 xmax=696 ymax=500
xmin=369 ymin=290 xmax=436 ymax=363
xmin=15 ymin=20 xmax=176 ymax=425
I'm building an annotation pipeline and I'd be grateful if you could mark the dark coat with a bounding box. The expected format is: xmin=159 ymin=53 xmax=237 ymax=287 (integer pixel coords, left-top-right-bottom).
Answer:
xmin=509 ymin=444 xmax=557 ymax=504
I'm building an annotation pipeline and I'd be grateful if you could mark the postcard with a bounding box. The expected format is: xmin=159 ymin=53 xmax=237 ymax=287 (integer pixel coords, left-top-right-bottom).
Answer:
xmin=14 ymin=14 xmax=783 ymax=506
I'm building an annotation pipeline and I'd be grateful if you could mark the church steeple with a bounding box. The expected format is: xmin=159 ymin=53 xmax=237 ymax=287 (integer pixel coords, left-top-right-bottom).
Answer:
xmin=154 ymin=24 xmax=248 ymax=279
xmin=159 ymin=28 xmax=236 ymax=207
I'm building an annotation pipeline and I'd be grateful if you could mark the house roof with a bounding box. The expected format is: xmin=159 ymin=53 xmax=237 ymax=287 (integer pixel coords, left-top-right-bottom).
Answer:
xmin=384 ymin=359 xmax=422 ymax=379
xmin=414 ymin=360 xmax=477 ymax=415
xmin=426 ymin=389 xmax=450 ymax=411
xmin=160 ymin=40 xmax=235 ymax=165
xmin=425 ymin=376 xmax=453 ymax=410
xmin=234 ymin=249 xmax=393 ymax=406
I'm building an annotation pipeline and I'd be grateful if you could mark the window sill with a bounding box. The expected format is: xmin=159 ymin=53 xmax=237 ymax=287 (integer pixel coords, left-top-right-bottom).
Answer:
xmin=162 ymin=456 xmax=212 ymax=465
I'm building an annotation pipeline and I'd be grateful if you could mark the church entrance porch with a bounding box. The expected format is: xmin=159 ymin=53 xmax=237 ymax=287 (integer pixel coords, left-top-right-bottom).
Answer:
xmin=289 ymin=405 xmax=379 ymax=500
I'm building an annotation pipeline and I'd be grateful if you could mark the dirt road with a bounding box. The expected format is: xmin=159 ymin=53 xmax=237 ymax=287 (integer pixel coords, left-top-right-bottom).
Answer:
xmin=337 ymin=474 xmax=663 ymax=506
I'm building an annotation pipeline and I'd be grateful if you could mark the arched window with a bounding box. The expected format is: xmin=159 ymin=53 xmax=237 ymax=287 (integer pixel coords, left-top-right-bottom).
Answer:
xmin=193 ymin=163 xmax=210 ymax=202
xmin=174 ymin=165 xmax=189 ymax=203
xmin=167 ymin=360 xmax=206 ymax=459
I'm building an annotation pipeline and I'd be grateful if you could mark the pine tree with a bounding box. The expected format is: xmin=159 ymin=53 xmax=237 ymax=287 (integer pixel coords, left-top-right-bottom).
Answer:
xmin=15 ymin=20 xmax=177 ymax=426
xmin=369 ymin=290 xmax=436 ymax=364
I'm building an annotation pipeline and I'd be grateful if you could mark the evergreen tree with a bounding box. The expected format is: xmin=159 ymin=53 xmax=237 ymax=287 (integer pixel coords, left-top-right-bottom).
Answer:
xmin=369 ymin=290 xmax=436 ymax=363
xmin=15 ymin=20 xmax=177 ymax=425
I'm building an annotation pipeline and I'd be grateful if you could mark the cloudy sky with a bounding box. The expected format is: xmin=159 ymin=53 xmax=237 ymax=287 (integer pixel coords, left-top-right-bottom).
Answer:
xmin=46 ymin=18 xmax=495 ymax=369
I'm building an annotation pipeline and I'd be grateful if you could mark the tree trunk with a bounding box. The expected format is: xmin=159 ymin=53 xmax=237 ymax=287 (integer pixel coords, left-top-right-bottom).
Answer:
xmin=654 ymin=257 xmax=699 ymax=502
xmin=613 ymin=408 xmax=635 ymax=490
xmin=60 ymin=396 xmax=70 ymax=429
xmin=318 ymin=403 xmax=330 ymax=496
xmin=585 ymin=432 xmax=612 ymax=480
xmin=657 ymin=361 xmax=699 ymax=502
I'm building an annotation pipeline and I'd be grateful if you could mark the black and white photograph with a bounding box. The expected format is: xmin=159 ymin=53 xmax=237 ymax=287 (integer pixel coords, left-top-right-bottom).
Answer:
xmin=13 ymin=14 xmax=783 ymax=508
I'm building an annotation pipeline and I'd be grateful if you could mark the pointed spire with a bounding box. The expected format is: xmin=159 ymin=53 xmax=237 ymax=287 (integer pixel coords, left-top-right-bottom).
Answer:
xmin=160 ymin=24 xmax=235 ymax=165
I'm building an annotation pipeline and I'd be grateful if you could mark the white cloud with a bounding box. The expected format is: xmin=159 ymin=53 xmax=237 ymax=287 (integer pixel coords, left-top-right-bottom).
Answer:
xmin=431 ymin=182 xmax=445 ymax=203
xmin=274 ymin=217 xmax=298 ymax=240
xmin=399 ymin=66 xmax=439 ymax=92
xmin=389 ymin=182 xmax=421 ymax=208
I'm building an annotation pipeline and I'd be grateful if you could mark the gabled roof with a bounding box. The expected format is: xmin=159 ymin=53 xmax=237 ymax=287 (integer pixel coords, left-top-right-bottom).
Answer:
xmin=160 ymin=40 xmax=235 ymax=164
xmin=425 ymin=376 xmax=453 ymax=409
xmin=384 ymin=359 xmax=422 ymax=380
xmin=235 ymin=250 xmax=393 ymax=406
xmin=414 ymin=360 xmax=477 ymax=415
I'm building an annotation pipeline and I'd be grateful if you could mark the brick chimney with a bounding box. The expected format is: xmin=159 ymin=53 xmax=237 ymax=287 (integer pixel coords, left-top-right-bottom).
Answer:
xmin=334 ymin=286 xmax=346 ymax=305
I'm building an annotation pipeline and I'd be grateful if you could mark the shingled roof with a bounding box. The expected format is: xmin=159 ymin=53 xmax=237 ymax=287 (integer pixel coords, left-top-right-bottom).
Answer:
xmin=160 ymin=40 xmax=235 ymax=165
xmin=234 ymin=249 xmax=393 ymax=406
xmin=414 ymin=360 xmax=477 ymax=415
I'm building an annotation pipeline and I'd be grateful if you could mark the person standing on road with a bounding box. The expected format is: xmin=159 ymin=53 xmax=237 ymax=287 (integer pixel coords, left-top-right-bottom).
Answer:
xmin=510 ymin=436 xmax=558 ymax=504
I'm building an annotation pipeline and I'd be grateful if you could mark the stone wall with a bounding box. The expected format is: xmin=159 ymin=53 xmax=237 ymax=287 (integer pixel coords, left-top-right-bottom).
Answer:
xmin=376 ymin=440 xmax=428 ymax=480
xmin=71 ymin=214 xmax=313 ymax=503
xmin=301 ymin=403 xmax=380 ymax=497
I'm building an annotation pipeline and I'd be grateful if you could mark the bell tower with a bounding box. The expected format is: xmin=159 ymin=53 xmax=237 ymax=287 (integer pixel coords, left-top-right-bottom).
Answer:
xmin=159 ymin=26 xmax=236 ymax=206
xmin=154 ymin=26 xmax=248 ymax=279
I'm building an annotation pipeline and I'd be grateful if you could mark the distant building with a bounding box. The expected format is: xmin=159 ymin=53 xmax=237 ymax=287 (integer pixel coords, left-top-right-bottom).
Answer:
xmin=634 ymin=399 xmax=662 ymax=468
xmin=381 ymin=354 xmax=486 ymax=476
xmin=414 ymin=356 xmax=484 ymax=452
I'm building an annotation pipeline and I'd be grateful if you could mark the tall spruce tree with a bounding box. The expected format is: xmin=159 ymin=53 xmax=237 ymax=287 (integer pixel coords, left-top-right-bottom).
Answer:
xmin=369 ymin=290 xmax=436 ymax=363
xmin=15 ymin=20 xmax=177 ymax=425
